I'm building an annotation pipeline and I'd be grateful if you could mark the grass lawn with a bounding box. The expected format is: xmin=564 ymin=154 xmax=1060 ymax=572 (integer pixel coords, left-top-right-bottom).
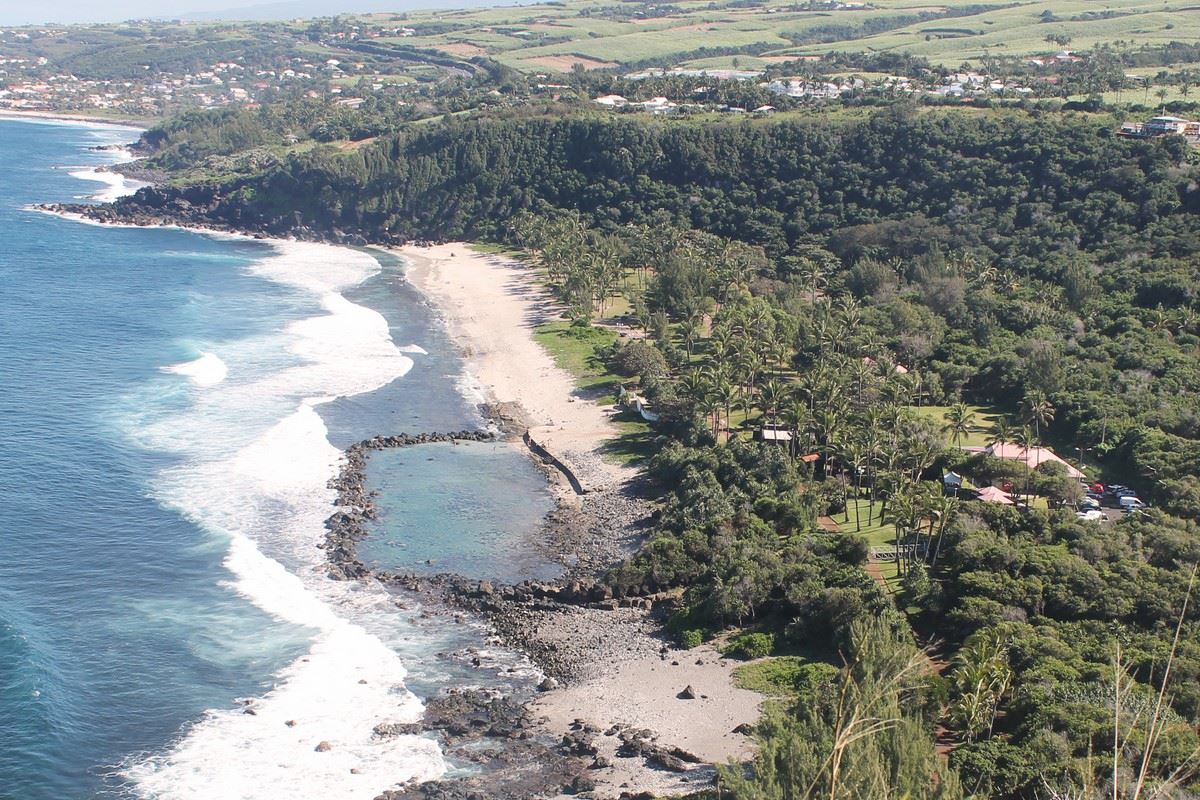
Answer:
xmin=836 ymin=497 xmax=894 ymax=546
xmin=734 ymin=656 xmax=817 ymax=696
xmin=836 ymin=497 xmax=904 ymax=592
xmin=532 ymin=320 xmax=621 ymax=393
xmin=911 ymin=404 xmax=1003 ymax=448
xmin=600 ymin=411 xmax=658 ymax=466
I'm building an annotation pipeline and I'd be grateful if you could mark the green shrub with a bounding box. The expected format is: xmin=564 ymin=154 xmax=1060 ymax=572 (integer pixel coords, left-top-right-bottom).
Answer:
xmin=680 ymin=629 xmax=704 ymax=649
xmin=723 ymin=631 xmax=775 ymax=660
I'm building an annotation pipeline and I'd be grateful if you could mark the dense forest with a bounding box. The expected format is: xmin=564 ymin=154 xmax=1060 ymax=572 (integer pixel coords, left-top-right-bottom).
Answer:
xmin=123 ymin=109 xmax=1200 ymax=510
xmin=110 ymin=105 xmax=1200 ymax=798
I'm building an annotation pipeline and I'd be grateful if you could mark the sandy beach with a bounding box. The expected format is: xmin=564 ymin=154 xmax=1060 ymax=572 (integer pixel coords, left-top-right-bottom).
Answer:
xmin=400 ymin=243 xmax=631 ymax=495
xmin=401 ymin=242 xmax=762 ymax=798
xmin=0 ymin=109 xmax=149 ymax=128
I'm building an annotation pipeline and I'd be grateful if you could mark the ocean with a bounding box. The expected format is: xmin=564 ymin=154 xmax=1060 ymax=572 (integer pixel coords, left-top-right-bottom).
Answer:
xmin=0 ymin=117 xmax=555 ymax=799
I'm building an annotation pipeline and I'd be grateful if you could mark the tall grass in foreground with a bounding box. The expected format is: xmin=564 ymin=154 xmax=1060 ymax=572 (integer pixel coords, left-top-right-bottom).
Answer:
xmin=716 ymin=616 xmax=961 ymax=800
xmin=718 ymin=566 xmax=1199 ymax=800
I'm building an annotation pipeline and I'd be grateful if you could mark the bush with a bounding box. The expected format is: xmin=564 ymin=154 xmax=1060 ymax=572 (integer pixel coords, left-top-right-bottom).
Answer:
xmin=680 ymin=629 xmax=704 ymax=649
xmin=723 ymin=631 xmax=775 ymax=660
xmin=610 ymin=339 xmax=669 ymax=381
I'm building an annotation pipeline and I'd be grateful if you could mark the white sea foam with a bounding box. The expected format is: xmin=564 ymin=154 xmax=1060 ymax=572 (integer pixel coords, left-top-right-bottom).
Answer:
xmin=162 ymin=352 xmax=228 ymax=387
xmin=67 ymin=161 xmax=147 ymax=202
xmin=124 ymin=242 xmax=444 ymax=798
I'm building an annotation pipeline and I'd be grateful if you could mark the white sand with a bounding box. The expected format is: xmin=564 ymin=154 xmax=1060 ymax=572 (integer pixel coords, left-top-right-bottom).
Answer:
xmin=534 ymin=645 xmax=763 ymax=798
xmin=400 ymin=243 xmax=630 ymax=493
xmin=401 ymin=243 xmax=762 ymax=798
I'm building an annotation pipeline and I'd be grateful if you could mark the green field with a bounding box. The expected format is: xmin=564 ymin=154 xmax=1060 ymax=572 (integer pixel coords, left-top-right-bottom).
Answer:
xmin=911 ymin=404 xmax=1002 ymax=449
xmin=353 ymin=0 xmax=1200 ymax=72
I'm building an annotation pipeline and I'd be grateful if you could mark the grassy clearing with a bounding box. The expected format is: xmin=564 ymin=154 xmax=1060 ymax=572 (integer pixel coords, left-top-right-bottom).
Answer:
xmin=600 ymin=411 xmax=658 ymax=466
xmin=836 ymin=497 xmax=894 ymax=547
xmin=837 ymin=497 xmax=903 ymax=591
xmin=733 ymin=656 xmax=840 ymax=702
xmin=733 ymin=656 xmax=813 ymax=696
xmin=468 ymin=242 xmax=522 ymax=257
xmin=532 ymin=320 xmax=621 ymax=393
xmin=910 ymin=404 xmax=1002 ymax=448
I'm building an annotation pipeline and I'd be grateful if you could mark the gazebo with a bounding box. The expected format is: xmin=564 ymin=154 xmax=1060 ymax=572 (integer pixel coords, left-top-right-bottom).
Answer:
xmin=975 ymin=486 xmax=1014 ymax=505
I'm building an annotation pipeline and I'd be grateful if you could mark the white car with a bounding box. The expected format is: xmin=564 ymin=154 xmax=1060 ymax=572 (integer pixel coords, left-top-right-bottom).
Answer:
xmin=1076 ymin=509 xmax=1107 ymax=522
xmin=1079 ymin=497 xmax=1101 ymax=510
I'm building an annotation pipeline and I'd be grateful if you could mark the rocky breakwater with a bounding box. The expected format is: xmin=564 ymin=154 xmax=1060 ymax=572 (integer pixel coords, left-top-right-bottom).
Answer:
xmin=322 ymin=430 xmax=494 ymax=581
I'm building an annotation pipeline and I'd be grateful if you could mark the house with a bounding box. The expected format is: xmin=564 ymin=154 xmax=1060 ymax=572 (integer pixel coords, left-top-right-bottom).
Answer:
xmin=757 ymin=425 xmax=793 ymax=445
xmin=1145 ymin=116 xmax=1190 ymax=136
xmin=593 ymin=94 xmax=628 ymax=107
xmin=981 ymin=442 xmax=1085 ymax=479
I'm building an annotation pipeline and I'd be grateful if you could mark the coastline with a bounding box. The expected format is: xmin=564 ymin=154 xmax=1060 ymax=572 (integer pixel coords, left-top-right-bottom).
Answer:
xmin=0 ymin=109 xmax=150 ymax=129
xmin=37 ymin=164 xmax=763 ymax=794
xmin=396 ymin=243 xmax=632 ymax=497
xmin=398 ymin=243 xmax=762 ymax=799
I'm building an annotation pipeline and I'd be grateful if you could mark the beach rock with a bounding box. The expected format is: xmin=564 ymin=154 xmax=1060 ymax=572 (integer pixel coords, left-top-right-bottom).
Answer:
xmin=678 ymin=685 xmax=697 ymax=700
xmin=645 ymin=749 xmax=688 ymax=772
xmin=565 ymin=775 xmax=596 ymax=794
xmin=536 ymin=676 xmax=559 ymax=692
xmin=315 ymin=741 xmax=332 ymax=752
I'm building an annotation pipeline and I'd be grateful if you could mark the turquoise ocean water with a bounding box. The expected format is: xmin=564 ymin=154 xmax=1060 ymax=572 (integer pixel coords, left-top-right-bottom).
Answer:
xmin=0 ymin=118 xmax=554 ymax=800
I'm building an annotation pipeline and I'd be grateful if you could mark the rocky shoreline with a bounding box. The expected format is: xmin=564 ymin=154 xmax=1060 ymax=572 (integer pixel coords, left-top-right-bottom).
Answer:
xmin=316 ymin=421 xmax=711 ymax=800
xmin=45 ymin=182 xmax=742 ymax=798
xmin=38 ymin=187 xmax=422 ymax=248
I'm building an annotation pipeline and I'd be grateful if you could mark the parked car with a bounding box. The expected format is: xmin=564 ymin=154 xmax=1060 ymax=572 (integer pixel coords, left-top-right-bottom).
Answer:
xmin=1119 ymin=496 xmax=1146 ymax=511
xmin=1077 ymin=509 xmax=1107 ymax=522
xmin=1079 ymin=497 xmax=1101 ymax=510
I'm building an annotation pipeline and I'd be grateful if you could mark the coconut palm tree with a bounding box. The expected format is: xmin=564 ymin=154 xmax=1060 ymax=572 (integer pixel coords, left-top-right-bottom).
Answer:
xmin=784 ymin=394 xmax=813 ymax=460
xmin=943 ymin=402 xmax=978 ymax=449
xmin=758 ymin=379 xmax=788 ymax=430
xmin=842 ymin=439 xmax=867 ymax=529
xmin=928 ymin=494 xmax=959 ymax=567
xmin=990 ymin=415 xmax=1014 ymax=447
xmin=1013 ymin=425 xmax=1038 ymax=502
xmin=712 ymin=379 xmax=740 ymax=440
xmin=1022 ymin=392 xmax=1056 ymax=444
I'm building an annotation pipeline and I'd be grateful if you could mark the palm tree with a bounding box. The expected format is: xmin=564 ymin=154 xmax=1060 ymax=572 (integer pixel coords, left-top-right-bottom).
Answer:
xmin=1013 ymin=425 xmax=1037 ymax=502
xmin=713 ymin=379 xmax=740 ymax=440
xmin=1022 ymin=393 xmax=1055 ymax=444
xmin=842 ymin=440 xmax=867 ymax=529
xmin=887 ymin=486 xmax=924 ymax=577
xmin=928 ymin=494 xmax=958 ymax=567
xmin=796 ymin=257 xmax=829 ymax=304
xmin=679 ymin=314 xmax=704 ymax=358
xmin=949 ymin=632 xmax=1013 ymax=743
xmin=784 ymin=395 xmax=812 ymax=460
xmin=990 ymin=415 xmax=1014 ymax=447
xmin=860 ymin=425 xmax=884 ymax=523
xmin=943 ymin=402 xmax=978 ymax=449
xmin=758 ymin=379 xmax=787 ymax=430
